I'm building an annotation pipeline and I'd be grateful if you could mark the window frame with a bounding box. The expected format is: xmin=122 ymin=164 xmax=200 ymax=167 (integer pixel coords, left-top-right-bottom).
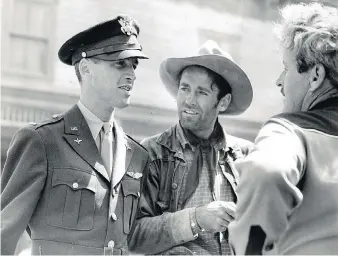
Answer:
xmin=1 ymin=0 xmax=58 ymax=80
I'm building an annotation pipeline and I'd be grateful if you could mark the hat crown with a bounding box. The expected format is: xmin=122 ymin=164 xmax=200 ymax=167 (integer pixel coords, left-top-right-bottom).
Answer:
xmin=197 ymin=40 xmax=234 ymax=61
xmin=159 ymin=40 xmax=253 ymax=115
xmin=58 ymin=14 xmax=147 ymax=65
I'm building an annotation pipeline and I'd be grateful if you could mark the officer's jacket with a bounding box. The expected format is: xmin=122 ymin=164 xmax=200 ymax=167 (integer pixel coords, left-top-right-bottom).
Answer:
xmin=1 ymin=105 xmax=149 ymax=255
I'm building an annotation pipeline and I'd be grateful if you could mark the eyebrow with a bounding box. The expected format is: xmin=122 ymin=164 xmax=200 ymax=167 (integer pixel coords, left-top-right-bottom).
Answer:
xmin=197 ymin=86 xmax=211 ymax=93
xmin=179 ymin=82 xmax=189 ymax=87
xmin=110 ymin=58 xmax=138 ymax=65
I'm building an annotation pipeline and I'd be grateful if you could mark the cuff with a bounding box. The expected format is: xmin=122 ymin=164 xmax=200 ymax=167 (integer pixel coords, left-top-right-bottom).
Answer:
xmin=189 ymin=207 xmax=205 ymax=239
xmin=168 ymin=208 xmax=196 ymax=244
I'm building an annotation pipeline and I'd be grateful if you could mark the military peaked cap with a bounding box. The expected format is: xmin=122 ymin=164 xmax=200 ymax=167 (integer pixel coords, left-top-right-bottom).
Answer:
xmin=58 ymin=15 xmax=148 ymax=65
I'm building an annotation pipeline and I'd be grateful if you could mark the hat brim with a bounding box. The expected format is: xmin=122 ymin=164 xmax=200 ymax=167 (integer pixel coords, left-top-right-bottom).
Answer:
xmin=93 ymin=49 xmax=148 ymax=61
xmin=159 ymin=55 xmax=253 ymax=115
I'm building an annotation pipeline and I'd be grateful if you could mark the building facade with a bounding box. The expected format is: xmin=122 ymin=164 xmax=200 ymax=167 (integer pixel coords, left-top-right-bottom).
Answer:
xmin=2 ymin=0 xmax=337 ymax=162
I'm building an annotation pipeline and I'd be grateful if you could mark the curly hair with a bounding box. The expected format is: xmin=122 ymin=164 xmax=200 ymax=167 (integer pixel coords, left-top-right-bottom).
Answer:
xmin=274 ymin=3 xmax=338 ymax=87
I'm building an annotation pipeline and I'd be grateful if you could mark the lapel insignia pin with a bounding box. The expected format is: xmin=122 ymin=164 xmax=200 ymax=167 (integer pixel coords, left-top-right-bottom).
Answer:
xmin=70 ymin=126 xmax=78 ymax=131
xmin=126 ymin=172 xmax=143 ymax=179
xmin=74 ymin=138 xmax=82 ymax=144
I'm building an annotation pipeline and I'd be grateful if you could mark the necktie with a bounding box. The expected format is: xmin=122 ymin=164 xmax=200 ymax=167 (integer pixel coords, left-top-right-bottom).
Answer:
xmin=101 ymin=122 xmax=113 ymax=178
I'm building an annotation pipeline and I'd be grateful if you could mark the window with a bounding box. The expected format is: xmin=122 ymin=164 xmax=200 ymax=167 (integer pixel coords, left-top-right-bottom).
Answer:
xmin=1 ymin=0 xmax=58 ymax=79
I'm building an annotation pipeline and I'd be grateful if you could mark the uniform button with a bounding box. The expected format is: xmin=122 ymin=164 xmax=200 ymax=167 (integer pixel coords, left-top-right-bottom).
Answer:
xmin=108 ymin=240 xmax=115 ymax=248
xmin=111 ymin=213 xmax=117 ymax=221
xmin=191 ymin=222 xmax=196 ymax=227
xmin=72 ymin=182 xmax=79 ymax=189
xmin=172 ymin=183 xmax=178 ymax=190
xmin=81 ymin=51 xmax=87 ymax=57
xmin=52 ymin=114 xmax=58 ymax=119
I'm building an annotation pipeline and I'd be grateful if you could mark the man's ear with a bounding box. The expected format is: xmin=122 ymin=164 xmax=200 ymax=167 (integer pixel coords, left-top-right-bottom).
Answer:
xmin=218 ymin=93 xmax=232 ymax=112
xmin=309 ymin=64 xmax=326 ymax=92
xmin=79 ymin=58 xmax=91 ymax=78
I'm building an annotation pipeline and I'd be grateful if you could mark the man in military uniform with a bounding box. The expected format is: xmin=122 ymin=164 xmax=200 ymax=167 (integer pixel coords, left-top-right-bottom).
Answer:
xmin=1 ymin=15 xmax=149 ymax=255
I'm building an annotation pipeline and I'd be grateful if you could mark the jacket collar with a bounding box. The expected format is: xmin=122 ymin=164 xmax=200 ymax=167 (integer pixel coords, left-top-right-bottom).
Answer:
xmin=77 ymin=100 xmax=105 ymax=141
xmin=156 ymin=122 xmax=227 ymax=154
xmin=62 ymin=105 xmax=132 ymax=182
xmin=63 ymin=105 xmax=109 ymax=180
xmin=309 ymin=96 xmax=338 ymax=111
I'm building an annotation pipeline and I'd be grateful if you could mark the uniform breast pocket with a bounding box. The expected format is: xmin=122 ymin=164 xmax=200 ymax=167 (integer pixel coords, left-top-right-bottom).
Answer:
xmin=47 ymin=168 xmax=97 ymax=230
xmin=121 ymin=178 xmax=141 ymax=235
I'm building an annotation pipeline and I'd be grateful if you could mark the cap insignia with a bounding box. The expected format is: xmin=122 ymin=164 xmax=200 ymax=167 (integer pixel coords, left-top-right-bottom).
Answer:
xmin=118 ymin=17 xmax=136 ymax=36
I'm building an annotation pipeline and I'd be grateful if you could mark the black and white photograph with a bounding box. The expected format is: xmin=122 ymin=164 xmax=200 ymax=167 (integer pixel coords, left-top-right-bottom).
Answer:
xmin=1 ymin=0 xmax=338 ymax=255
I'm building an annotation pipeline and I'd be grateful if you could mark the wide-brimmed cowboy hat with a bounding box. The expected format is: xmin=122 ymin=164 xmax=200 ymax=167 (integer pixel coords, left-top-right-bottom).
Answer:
xmin=159 ymin=40 xmax=253 ymax=115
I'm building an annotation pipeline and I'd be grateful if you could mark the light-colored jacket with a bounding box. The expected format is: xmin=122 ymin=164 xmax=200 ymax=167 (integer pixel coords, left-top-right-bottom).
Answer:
xmin=229 ymin=97 xmax=338 ymax=255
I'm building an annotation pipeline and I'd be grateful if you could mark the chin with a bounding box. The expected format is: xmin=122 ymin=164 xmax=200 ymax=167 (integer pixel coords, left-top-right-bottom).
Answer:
xmin=180 ymin=118 xmax=198 ymax=130
xmin=115 ymin=101 xmax=130 ymax=109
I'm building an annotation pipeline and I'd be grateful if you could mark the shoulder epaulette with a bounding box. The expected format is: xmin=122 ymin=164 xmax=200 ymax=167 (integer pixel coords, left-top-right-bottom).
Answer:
xmin=29 ymin=114 xmax=63 ymax=130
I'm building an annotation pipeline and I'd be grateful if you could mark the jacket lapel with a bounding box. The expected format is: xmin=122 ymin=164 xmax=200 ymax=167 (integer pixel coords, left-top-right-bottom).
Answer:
xmin=112 ymin=121 xmax=133 ymax=188
xmin=63 ymin=105 xmax=110 ymax=181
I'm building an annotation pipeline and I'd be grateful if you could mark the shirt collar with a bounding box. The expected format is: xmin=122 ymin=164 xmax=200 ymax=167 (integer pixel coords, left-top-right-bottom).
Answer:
xmin=177 ymin=121 xmax=227 ymax=151
xmin=177 ymin=122 xmax=192 ymax=149
xmin=77 ymin=101 xmax=105 ymax=140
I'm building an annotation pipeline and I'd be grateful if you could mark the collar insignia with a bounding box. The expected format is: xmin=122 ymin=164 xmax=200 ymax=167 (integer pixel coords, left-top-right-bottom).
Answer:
xmin=74 ymin=138 xmax=82 ymax=144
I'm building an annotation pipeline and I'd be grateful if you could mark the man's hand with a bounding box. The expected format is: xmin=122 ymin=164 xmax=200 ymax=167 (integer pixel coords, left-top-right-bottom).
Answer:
xmin=195 ymin=201 xmax=236 ymax=233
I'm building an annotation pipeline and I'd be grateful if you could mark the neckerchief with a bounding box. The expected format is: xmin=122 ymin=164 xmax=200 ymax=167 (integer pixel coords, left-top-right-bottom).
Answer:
xmin=181 ymin=121 xmax=224 ymax=205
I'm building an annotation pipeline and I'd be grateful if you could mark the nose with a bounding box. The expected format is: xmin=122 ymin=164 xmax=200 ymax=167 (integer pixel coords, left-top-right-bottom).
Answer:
xmin=276 ymin=71 xmax=284 ymax=88
xmin=125 ymin=70 xmax=136 ymax=83
xmin=276 ymin=72 xmax=285 ymax=95
xmin=126 ymin=76 xmax=135 ymax=83
xmin=185 ymin=92 xmax=197 ymax=106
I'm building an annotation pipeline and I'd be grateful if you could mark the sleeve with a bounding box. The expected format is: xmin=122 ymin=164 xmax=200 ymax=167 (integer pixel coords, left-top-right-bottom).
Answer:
xmin=128 ymin=160 xmax=196 ymax=254
xmin=228 ymin=118 xmax=306 ymax=255
xmin=1 ymin=127 xmax=48 ymax=255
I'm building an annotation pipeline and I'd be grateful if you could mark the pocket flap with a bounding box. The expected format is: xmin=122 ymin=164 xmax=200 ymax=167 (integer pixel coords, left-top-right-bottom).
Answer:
xmin=121 ymin=178 xmax=140 ymax=197
xmin=52 ymin=168 xmax=97 ymax=193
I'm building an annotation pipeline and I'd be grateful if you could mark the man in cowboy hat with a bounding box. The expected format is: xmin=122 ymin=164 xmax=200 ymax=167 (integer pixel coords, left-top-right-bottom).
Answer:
xmin=128 ymin=40 xmax=253 ymax=255
xmin=1 ymin=15 xmax=149 ymax=255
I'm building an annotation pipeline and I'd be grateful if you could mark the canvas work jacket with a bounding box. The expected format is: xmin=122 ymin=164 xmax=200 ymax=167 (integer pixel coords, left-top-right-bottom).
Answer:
xmin=128 ymin=123 xmax=253 ymax=254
